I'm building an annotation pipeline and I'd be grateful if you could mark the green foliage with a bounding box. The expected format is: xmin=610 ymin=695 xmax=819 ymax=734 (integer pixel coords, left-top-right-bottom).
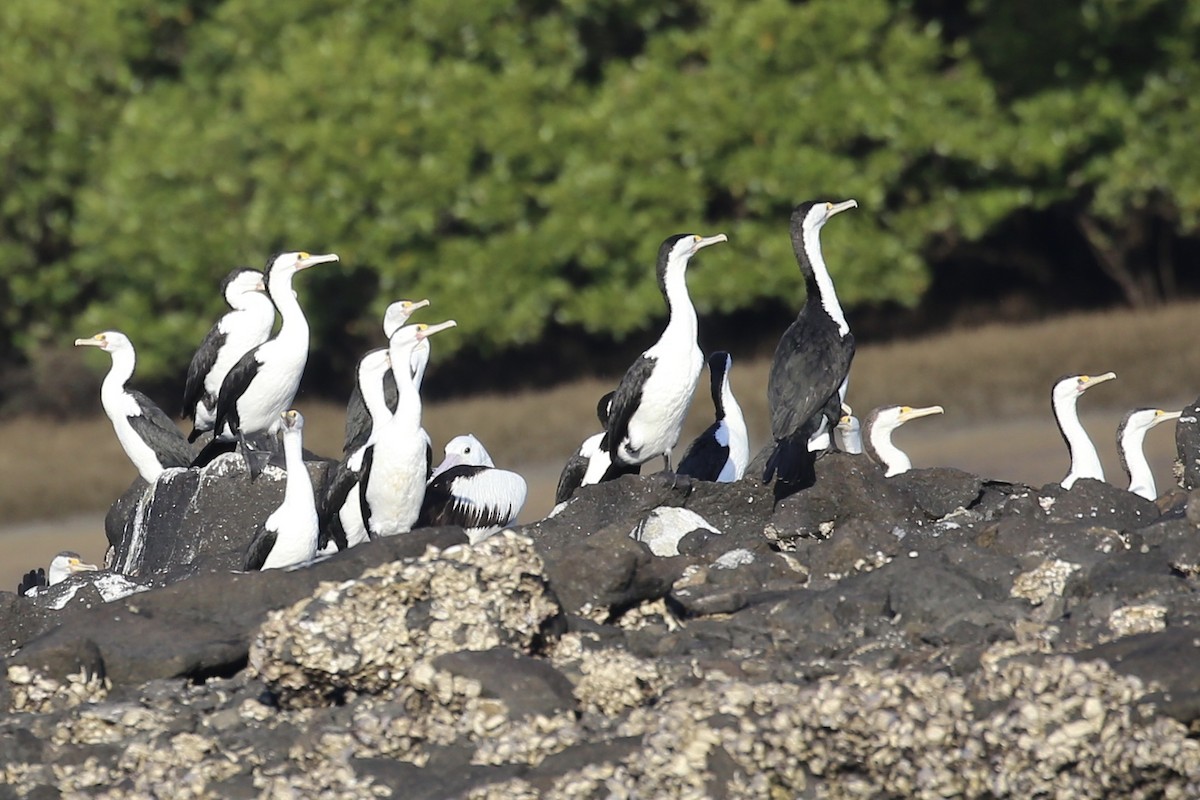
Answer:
xmin=2 ymin=0 xmax=1198 ymax=388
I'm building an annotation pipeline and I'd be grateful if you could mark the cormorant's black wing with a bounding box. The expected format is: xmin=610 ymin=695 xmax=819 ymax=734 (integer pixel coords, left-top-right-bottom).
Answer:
xmin=182 ymin=323 xmax=227 ymax=420
xmin=676 ymin=421 xmax=729 ymax=482
xmin=18 ymin=567 xmax=46 ymax=596
xmin=128 ymin=391 xmax=195 ymax=468
xmin=555 ymin=452 xmax=589 ymax=504
xmin=243 ymin=521 xmax=277 ymax=571
xmin=606 ymin=355 xmax=656 ymax=462
xmin=214 ymin=349 xmax=261 ymax=437
xmin=342 ymin=385 xmax=372 ymax=457
xmin=766 ymin=318 xmax=855 ymax=441
xmin=316 ymin=458 xmax=357 ymax=551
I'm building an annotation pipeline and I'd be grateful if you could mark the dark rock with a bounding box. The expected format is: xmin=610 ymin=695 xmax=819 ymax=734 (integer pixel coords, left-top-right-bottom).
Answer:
xmin=526 ymin=480 xmax=690 ymax=615
xmin=1177 ymin=397 xmax=1200 ymax=491
xmin=1038 ymin=478 xmax=1159 ymax=530
xmin=432 ymin=648 xmax=577 ymax=718
xmin=890 ymin=467 xmax=983 ymax=519
xmin=1078 ymin=627 xmax=1200 ymax=728
xmin=0 ymin=727 xmax=43 ymax=765
xmin=767 ymin=452 xmax=916 ymax=548
xmin=105 ymin=453 xmax=333 ymax=578
xmin=9 ymin=528 xmax=467 ymax=687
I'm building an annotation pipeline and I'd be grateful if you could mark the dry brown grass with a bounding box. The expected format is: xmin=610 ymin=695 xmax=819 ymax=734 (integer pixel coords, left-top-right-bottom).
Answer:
xmin=1 ymin=300 xmax=1197 ymax=530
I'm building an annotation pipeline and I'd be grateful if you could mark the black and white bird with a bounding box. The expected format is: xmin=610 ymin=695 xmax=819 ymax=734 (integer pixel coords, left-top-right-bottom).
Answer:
xmin=342 ymin=298 xmax=430 ymax=457
xmin=212 ymin=251 xmax=339 ymax=477
xmin=18 ymin=551 xmax=98 ymax=597
xmin=676 ymin=351 xmax=749 ymax=482
xmin=862 ymin=404 xmax=944 ymax=477
xmin=1052 ymin=372 xmax=1116 ymax=489
xmin=181 ymin=268 xmax=275 ymax=443
xmin=244 ymin=410 xmax=319 ymax=571
xmin=75 ymin=331 xmax=194 ymax=483
xmin=604 ymin=233 xmax=727 ymax=473
xmin=556 ymin=391 xmax=639 ymax=503
xmin=1117 ymin=407 xmax=1181 ymax=500
xmin=834 ymin=404 xmax=863 ymax=454
xmin=418 ymin=434 xmax=528 ymax=543
xmin=317 ymin=348 xmax=392 ymax=553
xmin=764 ymin=200 xmax=857 ymax=490
xmin=359 ymin=321 xmax=457 ymax=537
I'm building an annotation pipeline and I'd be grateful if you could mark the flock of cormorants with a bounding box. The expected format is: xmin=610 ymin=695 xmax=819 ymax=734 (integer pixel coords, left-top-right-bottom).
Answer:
xmin=17 ymin=199 xmax=1184 ymax=595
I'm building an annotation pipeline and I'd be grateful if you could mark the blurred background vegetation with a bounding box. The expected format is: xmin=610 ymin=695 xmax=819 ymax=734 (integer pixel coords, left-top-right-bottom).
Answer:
xmin=2 ymin=0 xmax=1198 ymax=414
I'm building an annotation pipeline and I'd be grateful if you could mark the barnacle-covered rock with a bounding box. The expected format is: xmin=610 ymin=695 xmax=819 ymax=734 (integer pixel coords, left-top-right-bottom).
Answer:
xmin=249 ymin=533 xmax=562 ymax=707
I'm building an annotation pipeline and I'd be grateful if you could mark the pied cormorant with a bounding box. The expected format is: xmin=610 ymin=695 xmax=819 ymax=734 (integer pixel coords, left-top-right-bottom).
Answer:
xmin=75 ymin=331 xmax=194 ymax=483
xmin=343 ymin=298 xmax=430 ymax=457
xmin=359 ymin=321 xmax=457 ymax=537
xmin=862 ymin=404 xmax=944 ymax=477
xmin=604 ymin=233 xmax=727 ymax=473
xmin=181 ymin=268 xmax=275 ymax=443
xmin=1052 ymin=372 xmax=1116 ymax=489
xmin=212 ymin=251 xmax=338 ymax=477
xmin=1117 ymin=407 xmax=1181 ymax=500
xmin=244 ymin=410 xmax=319 ymax=570
xmin=418 ymin=434 xmax=528 ymax=543
xmin=763 ymin=200 xmax=857 ymax=490
xmin=556 ymin=391 xmax=636 ymax=503
xmin=317 ymin=348 xmax=392 ymax=552
xmin=677 ymin=351 xmax=749 ymax=482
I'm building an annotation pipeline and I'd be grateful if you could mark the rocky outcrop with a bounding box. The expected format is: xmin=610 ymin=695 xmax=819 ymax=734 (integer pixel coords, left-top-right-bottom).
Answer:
xmin=4 ymin=444 xmax=1200 ymax=797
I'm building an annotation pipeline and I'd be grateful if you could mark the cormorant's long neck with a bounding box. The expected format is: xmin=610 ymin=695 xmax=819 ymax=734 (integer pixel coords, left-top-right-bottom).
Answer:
xmin=388 ymin=340 xmax=423 ymax=429
xmin=792 ymin=227 xmax=849 ymax=337
xmin=359 ymin=361 xmax=391 ymax=437
xmin=281 ymin=429 xmax=314 ymax=509
xmin=865 ymin=425 xmax=910 ymax=477
xmin=1119 ymin=425 xmax=1155 ymax=499
xmin=411 ymin=340 xmax=430 ymax=390
xmin=101 ymin=347 xmax=136 ymax=405
xmin=1055 ymin=394 xmax=1104 ymax=487
xmin=660 ymin=260 xmax=698 ymax=347
xmin=269 ymin=271 xmax=308 ymax=352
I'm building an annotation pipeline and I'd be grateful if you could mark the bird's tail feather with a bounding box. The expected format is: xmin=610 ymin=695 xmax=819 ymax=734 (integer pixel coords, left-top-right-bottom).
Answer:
xmin=762 ymin=436 xmax=817 ymax=489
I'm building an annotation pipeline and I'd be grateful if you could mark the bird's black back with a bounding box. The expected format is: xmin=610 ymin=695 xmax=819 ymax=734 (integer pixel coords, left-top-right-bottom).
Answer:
xmin=676 ymin=420 xmax=729 ymax=482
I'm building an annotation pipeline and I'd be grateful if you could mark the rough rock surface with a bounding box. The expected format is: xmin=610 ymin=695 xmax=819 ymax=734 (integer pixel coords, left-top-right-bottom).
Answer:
xmin=5 ymin=440 xmax=1200 ymax=798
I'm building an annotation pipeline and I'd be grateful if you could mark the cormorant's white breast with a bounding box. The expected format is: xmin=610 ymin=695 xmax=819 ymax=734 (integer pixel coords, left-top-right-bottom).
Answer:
xmin=244 ymin=410 xmax=319 ymax=571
